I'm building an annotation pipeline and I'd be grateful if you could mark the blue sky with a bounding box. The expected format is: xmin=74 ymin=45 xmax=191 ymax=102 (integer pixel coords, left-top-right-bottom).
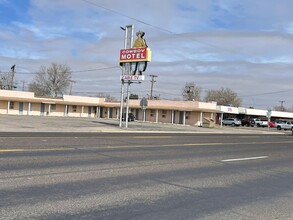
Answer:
xmin=1 ymin=0 xmax=293 ymax=109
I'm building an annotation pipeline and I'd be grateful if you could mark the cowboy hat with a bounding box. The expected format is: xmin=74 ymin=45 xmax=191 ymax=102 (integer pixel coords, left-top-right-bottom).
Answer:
xmin=136 ymin=31 xmax=145 ymax=37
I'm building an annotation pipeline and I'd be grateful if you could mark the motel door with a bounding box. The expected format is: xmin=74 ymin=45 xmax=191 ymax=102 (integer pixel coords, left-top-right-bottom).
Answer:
xmin=40 ymin=103 xmax=45 ymax=116
xmin=19 ymin=102 xmax=24 ymax=115
xmin=179 ymin=111 xmax=184 ymax=124
xmin=135 ymin=109 xmax=139 ymax=120
xmin=88 ymin=106 xmax=92 ymax=117
xmin=99 ymin=107 xmax=104 ymax=118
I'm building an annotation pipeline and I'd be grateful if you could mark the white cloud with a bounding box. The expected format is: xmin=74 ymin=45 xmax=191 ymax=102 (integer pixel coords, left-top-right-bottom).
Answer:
xmin=1 ymin=0 xmax=293 ymax=109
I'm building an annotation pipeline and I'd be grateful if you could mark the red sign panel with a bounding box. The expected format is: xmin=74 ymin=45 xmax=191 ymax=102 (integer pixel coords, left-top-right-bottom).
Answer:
xmin=119 ymin=48 xmax=151 ymax=63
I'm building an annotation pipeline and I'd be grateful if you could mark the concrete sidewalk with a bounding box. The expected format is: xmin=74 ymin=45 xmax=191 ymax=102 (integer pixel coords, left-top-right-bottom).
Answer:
xmin=0 ymin=114 xmax=284 ymax=134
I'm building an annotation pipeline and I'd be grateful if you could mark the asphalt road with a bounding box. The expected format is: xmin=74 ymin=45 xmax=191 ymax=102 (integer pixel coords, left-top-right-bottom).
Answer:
xmin=0 ymin=133 xmax=292 ymax=220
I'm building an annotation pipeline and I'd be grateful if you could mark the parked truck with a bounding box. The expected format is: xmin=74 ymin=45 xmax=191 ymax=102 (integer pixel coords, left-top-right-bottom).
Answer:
xmin=250 ymin=118 xmax=268 ymax=128
xmin=274 ymin=120 xmax=293 ymax=130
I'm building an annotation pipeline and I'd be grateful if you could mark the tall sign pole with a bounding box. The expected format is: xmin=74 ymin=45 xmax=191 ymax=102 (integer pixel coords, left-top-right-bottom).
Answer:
xmin=125 ymin=80 xmax=131 ymax=128
xmin=119 ymin=25 xmax=134 ymax=127
xmin=119 ymin=27 xmax=152 ymax=128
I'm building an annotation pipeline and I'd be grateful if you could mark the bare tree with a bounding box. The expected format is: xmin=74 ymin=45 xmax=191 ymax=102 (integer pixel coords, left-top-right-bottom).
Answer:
xmin=0 ymin=72 xmax=13 ymax=90
xmin=96 ymin=93 xmax=117 ymax=102
xmin=182 ymin=82 xmax=201 ymax=101
xmin=205 ymin=88 xmax=241 ymax=107
xmin=29 ymin=63 xmax=72 ymax=97
xmin=129 ymin=93 xmax=139 ymax=100
xmin=273 ymin=105 xmax=292 ymax=112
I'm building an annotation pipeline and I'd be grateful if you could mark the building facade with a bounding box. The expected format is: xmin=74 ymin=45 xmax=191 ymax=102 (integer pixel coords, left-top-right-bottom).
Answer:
xmin=0 ymin=90 xmax=217 ymax=126
xmin=2 ymin=89 xmax=293 ymax=126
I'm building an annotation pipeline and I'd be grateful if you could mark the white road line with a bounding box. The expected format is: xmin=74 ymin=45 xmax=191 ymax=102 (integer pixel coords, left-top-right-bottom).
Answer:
xmin=221 ymin=156 xmax=268 ymax=162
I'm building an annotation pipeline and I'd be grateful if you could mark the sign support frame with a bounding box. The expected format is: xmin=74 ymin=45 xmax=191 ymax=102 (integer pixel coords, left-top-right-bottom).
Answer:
xmin=119 ymin=25 xmax=134 ymax=128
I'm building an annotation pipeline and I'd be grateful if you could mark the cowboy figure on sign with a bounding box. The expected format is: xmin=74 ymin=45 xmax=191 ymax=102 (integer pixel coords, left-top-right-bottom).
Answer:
xmin=131 ymin=31 xmax=148 ymax=75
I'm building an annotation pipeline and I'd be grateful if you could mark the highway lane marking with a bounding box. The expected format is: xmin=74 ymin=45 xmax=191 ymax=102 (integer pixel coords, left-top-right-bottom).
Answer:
xmin=0 ymin=136 xmax=174 ymax=139
xmin=0 ymin=143 xmax=224 ymax=153
xmin=0 ymin=148 xmax=75 ymax=153
xmin=0 ymin=149 xmax=25 ymax=152
xmin=104 ymin=142 xmax=226 ymax=149
xmin=182 ymin=143 xmax=224 ymax=146
xmin=0 ymin=139 xmax=292 ymax=153
xmin=134 ymin=136 xmax=172 ymax=139
xmin=221 ymin=156 xmax=268 ymax=162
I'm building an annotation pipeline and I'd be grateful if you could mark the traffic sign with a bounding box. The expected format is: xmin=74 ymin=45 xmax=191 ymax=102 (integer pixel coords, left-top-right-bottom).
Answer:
xmin=140 ymin=97 xmax=148 ymax=108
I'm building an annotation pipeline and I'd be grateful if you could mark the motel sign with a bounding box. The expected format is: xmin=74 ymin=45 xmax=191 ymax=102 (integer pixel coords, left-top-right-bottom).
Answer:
xmin=119 ymin=48 xmax=152 ymax=63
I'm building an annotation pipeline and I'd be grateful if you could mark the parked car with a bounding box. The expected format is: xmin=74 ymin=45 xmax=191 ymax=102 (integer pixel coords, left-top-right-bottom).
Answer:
xmin=250 ymin=118 xmax=268 ymax=128
xmin=122 ymin=113 xmax=135 ymax=122
xmin=274 ymin=120 xmax=293 ymax=130
xmin=222 ymin=118 xmax=241 ymax=126
xmin=241 ymin=118 xmax=251 ymax=127
xmin=268 ymin=121 xmax=275 ymax=128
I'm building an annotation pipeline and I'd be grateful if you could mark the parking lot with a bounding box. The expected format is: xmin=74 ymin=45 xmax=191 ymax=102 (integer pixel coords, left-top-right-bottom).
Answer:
xmin=0 ymin=114 xmax=290 ymax=134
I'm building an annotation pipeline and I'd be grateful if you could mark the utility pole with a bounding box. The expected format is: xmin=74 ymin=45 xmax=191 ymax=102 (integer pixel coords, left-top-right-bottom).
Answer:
xmin=10 ymin=64 xmax=15 ymax=90
xmin=187 ymin=85 xmax=195 ymax=101
xmin=149 ymin=74 xmax=157 ymax=100
xmin=21 ymin=80 xmax=25 ymax=91
xmin=279 ymin=100 xmax=285 ymax=111
xmin=69 ymin=80 xmax=76 ymax=95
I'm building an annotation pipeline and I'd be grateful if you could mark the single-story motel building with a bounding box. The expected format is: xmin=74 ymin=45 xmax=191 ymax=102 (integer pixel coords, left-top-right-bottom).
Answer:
xmin=1 ymin=89 xmax=293 ymax=127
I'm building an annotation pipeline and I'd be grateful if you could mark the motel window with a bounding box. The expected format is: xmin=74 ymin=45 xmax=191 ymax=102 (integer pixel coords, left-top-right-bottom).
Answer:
xmin=51 ymin=104 xmax=56 ymax=111
xmin=162 ymin=110 xmax=167 ymax=118
xmin=9 ymin=101 xmax=14 ymax=109
xmin=150 ymin=109 xmax=155 ymax=117
xmin=72 ymin=105 xmax=77 ymax=112
xmin=186 ymin=112 xmax=190 ymax=120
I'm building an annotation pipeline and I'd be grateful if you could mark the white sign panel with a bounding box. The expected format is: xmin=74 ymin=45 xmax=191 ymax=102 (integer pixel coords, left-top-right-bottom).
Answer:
xmin=120 ymin=75 xmax=145 ymax=81
xmin=219 ymin=106 xmax=239 ymax=114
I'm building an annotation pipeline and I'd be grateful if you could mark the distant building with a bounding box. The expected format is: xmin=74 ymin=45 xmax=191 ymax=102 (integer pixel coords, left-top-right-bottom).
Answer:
xmin=1 ymin=89 xmax=293 ymax=127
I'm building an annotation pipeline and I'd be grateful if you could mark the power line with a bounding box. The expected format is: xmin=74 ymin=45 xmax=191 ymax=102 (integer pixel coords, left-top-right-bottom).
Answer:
xmin=71 ymin=66 xmax=119 ymax=73
xmin=80 ymin=0 xmax=252 ymax=55
xmin=6 ymin=66 xmax=119 ymax=75
xmin=240 ymin=89 xmax=293 ymax=98
xmin=81 ymin=0 xmax=173 ymax=34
